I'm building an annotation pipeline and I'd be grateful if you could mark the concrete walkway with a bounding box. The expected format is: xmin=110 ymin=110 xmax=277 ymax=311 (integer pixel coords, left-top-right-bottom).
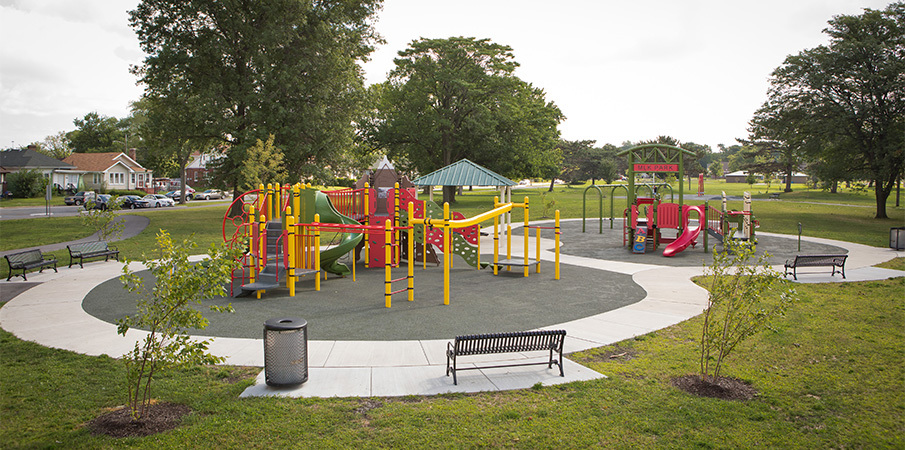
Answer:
xmin=1 ymin=221 xmax=901 ymax=399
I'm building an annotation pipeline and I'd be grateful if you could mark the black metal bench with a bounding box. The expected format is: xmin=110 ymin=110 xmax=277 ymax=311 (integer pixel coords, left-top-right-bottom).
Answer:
xmin=446 ymin=330 xmax=566 ymax=385
xmin=769 ymin=192 xmax=781 ymax=200
xmin=67 ymin=241 xmax=120 ymax=268
xmin=4 ymin=249 xmax=58 ymax=281
xmin=784 ymin=254 xmax=847 ymax=280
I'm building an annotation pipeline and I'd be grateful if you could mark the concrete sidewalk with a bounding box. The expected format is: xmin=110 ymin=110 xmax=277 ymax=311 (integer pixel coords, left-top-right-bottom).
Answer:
xmin=1 ymin=224 xmax=901 ymax=399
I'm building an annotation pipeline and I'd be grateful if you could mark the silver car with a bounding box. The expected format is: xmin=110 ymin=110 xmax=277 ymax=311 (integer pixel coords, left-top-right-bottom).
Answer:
xmin=142 ymin=194 xmax=175 ymax=207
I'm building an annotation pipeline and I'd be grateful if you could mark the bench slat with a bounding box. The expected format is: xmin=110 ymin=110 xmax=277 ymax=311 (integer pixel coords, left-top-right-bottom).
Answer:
xmin=446 ymin=330 xmax=566 ymax=385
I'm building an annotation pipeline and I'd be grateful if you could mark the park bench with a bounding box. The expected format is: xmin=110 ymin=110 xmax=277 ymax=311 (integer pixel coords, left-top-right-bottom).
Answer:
xmin=67 ymin=241 xmax=120 ymax=269
xmin=4 ymin=249 xmax=58 ymax=281
xmin=446 ymin=329 xmax=566 ymax=385
xmin=783 ymin=254 xmax=847 ymax=280
xmin=769 ymin=193 xmax=781 ymax=200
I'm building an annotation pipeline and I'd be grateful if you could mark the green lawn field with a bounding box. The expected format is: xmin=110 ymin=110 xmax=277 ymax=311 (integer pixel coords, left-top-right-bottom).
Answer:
xmin=1 ymin=181 xmax=902 ymax=448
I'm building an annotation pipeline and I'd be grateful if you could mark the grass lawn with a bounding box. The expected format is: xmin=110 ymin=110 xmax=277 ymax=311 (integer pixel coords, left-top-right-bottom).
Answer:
xmin=1 ymin=183 xmax=903 ymax=447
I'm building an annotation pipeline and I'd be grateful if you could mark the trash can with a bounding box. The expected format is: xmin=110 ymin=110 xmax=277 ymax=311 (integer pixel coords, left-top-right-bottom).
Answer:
xmin=263 ymin=317 xmax=308 ymax=387
xmin=891 ymin=227 xmax=905 ymax=251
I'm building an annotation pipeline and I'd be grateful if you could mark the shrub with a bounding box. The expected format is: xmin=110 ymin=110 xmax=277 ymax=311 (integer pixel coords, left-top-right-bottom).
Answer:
xmin=699 ymin=237 xmax=797 ymax=381
xmin=6 ymin=169 xmax=47 ymax=198
xmin=118 ymin=232 xmax=240 ymax=420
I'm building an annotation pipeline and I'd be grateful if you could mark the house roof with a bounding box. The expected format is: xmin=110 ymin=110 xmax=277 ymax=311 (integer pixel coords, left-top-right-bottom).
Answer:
xmin=412 ymin=159 xmax=516 ymax=187
xmin=0 ymin=148 xmax=74 ymax=169
xmin=63 ymin=152 xmax=148 ymax=173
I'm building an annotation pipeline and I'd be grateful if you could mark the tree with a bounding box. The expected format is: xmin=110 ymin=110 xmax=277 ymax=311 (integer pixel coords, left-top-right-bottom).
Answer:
xmin=130 ymin=0 xmax=382 ymax=208
xmin=708 ymin=160 xmax=724 ymax=178
xmin=66 ymin=112 xmax=126 ymax=153
xmin=31 ymin=131 xmax=72 ymax=160
xmin=118 ymin=232 xmax=239 ymax=421
xmin=754 ymin=3 xmax=904 ymax=218
xmin=137 ymin=94 xmax=217 ymax=203
xmin=680 ymin=141 xmax=712 ymax=184
xmin=699 ymin=238 xmax=796 ymax=382
xmin=81 ymin=197 xmax=125 ymax=242
xmin=367 ymin=37 xmax=564 ymax=203
xmin=236 ymin=135 xmax=288 ymax=192
xmin=5 ymin=169 xmax=46 ymax=198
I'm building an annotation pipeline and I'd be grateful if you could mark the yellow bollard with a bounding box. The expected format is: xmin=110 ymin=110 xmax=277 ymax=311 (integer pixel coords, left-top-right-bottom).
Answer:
xmin=364 ymin=182 xmax=370 ymax=268
xmin=258 ymin=213 xmax=266 ymax=298
xmin=394 ymin=182 xmax=400 ymax=266
xmin=555 ymin=210 xmax=560 ymax=280
xmin=287 ymin=213 xmax=296 ymax=296
xmin=443 ymin=202 xmax=450 ymax=305
xmin=493 ymin=206 xmax=499 ymax=276
xmin=407 ymin=202 xmax=414 ymax=302
xmin=314 ymin=213 xmax=321 ymax=292
xmin=385 ymin=219 xmax=392 ymax=308
xmin=524 ymin=196 xmax=529 ymax=277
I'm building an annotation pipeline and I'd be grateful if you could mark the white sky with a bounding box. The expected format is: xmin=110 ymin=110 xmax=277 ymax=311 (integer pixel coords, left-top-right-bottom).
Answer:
xmin=0 ymin=0 xmax=893 ymax=152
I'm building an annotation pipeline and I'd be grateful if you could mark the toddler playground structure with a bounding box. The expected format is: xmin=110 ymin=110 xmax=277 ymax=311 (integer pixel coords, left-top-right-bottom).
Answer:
xmin=582 ymin=144 xmax=757 ymax=257
xmin=222 ymin=176 xmax=561 ymax=308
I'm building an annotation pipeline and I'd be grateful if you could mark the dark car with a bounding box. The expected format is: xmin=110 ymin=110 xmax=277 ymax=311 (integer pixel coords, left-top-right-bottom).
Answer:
xmin=118 ymin=195 xmax=150 ymax=209
xmin=84 ymin=194 xmax=113 ymax=210
xmin=64 ymin=191 xmax=95 ymax=206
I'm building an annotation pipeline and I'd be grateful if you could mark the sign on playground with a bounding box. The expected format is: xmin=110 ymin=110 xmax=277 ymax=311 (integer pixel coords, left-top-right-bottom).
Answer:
xmin=633 ymin=163 xmax=679 ymax=172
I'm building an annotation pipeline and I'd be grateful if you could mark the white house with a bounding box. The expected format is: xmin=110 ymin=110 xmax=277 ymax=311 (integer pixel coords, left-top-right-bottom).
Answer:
xmin=62 ymin=151 xmax=153 ymax=192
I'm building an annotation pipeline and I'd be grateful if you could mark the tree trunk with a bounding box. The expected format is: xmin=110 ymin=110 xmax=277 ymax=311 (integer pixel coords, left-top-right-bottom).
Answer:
xmin=548 ymin=178 xmax=555 ymax=192
xmin=784 ymin=167 xmax=793 ymax=193
xmin=874 ymin=177 xmax=892 ymax=219
xmin=442 ymin=185 xmax=457 ymax=204
xmin=830 ymin=180 xmax=838 ymax=194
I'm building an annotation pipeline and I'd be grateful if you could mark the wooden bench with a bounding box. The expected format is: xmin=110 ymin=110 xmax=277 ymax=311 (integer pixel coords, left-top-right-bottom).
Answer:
xmin=769 ymin=193 xmax=781 ymax=200
xmin=784 ymin=254 xmax=847 ymax=280
xmin=446 ymin=330 xmax=566 ymax=385
xmin=67 ymin=241 xmax=120 ymax=269
xmin=4 ymin=249 xmax=58 ymax=281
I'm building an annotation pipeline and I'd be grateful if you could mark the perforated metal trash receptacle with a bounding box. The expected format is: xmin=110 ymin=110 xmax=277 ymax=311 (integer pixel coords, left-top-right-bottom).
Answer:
xmin=264 ymin=317 xmax=308 ymax=387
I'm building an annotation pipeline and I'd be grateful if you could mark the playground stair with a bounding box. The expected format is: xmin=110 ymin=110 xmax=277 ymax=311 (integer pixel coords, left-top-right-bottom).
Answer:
xmin=239 ymin=220 xmax=317 ymax=296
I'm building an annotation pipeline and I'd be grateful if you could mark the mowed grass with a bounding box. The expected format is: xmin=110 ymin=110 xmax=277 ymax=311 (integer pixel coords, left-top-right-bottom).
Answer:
xmin=1 ymin=182 xmax=903 ymax=447
xmin=1 ymin=276 xmax=902 ymax=447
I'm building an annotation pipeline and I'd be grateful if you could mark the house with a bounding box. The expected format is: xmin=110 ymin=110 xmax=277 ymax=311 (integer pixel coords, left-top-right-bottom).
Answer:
xmin=185 ymin=151 xmax=225 ymax=186
xmin=62 ymin=151 xmax=153 ymax=192
xmin=725 ymin=170 xmax=763 ymax=183
xmin=0 ymin=146 xmax=76 ymax=190
xmin=782 ymin=172 xmax=809 ymax=184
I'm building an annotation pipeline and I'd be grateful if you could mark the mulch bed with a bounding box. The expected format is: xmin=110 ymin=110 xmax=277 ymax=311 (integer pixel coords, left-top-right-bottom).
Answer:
xmin=87 ymin=403 xmax=191 ymax=438
xmin=672 ymin=374 xmax=757 ymax=401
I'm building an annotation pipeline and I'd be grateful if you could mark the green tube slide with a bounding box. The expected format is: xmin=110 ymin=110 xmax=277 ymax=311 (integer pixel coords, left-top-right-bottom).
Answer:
xmin=314 ymin=191 xmax=363 ymax=276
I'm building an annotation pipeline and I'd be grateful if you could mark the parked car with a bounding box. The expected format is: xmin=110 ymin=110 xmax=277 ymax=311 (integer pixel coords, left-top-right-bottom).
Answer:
xmin=64 ymin=191 xmax=95 ymax=206
xmin=118 ymin=195 xmax=151 ymax=209
xmin=84 ymin=194 xmax=112 ymax=211
xmin=143 ymin=194 xmax=175 ymax=207
xmin=165 ymin=188 xmax=195 ymax=201
xmin=196 ymin=189 xmax=224 ymax=200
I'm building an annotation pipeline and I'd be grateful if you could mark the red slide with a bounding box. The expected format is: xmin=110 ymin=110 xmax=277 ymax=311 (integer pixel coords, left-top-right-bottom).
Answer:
xmin=663 ymin=205 xmax=704 ymax=257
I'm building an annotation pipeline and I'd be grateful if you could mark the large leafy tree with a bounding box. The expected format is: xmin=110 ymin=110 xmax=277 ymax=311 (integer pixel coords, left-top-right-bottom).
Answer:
xmin=752 ymin=3 xmax=904 ymax=218
xmin=66 ymin=112 xmax=127 ymax=153
xmin=367 ymin=37 xmax=564 ymax=203
xmin=129 ymin=0 xmax=382 ymax=203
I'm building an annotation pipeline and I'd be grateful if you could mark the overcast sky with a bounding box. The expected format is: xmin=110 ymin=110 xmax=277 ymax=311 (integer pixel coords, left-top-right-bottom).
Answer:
xmin=0 ymin=0 xmax=893 ymax=152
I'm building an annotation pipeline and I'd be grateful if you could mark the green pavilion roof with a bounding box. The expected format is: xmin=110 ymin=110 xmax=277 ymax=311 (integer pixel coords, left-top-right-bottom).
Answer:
xmin=411 ymin=159 xmax=516 ymax=187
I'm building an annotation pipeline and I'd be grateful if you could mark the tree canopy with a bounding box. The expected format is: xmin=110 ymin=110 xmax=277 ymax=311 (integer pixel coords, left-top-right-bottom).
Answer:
xmin=366 ymin=37 xmax=564 ymax=203
xmin=749 ymin=3 xmax=904 ymax=218
xmin=129 ymin=0 xmax=382 ymax=198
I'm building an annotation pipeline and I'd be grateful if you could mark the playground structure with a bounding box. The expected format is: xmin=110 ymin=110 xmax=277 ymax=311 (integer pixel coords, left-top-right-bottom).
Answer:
xmin=223 ymin=180 xmax=561 ymax=307
xmin=581 ymin=144 xmax=757 ymax=257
